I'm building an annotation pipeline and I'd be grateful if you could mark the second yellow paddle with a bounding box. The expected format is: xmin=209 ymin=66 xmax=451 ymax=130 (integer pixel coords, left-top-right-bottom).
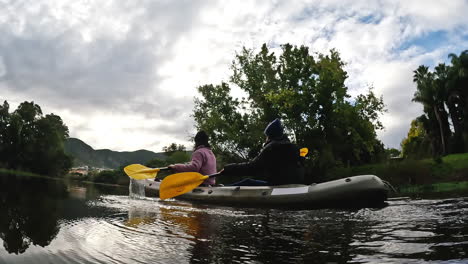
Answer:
xmin=159 ymin=172 xmax=218 ymax=200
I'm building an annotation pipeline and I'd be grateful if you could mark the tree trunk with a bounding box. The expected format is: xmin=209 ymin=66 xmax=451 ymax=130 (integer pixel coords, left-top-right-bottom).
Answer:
xmin=447 ymin=94 xmax=465 ymax=153
xmin=433 ymin=105 xmax=446 ymax=155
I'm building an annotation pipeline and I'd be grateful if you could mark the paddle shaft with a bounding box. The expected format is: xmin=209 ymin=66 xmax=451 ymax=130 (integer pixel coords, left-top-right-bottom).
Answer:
xmin=207 ymin=173 xmax=221 ymax=178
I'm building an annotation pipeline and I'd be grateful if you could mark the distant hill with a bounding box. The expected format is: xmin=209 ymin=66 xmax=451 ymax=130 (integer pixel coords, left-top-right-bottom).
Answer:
xmin=64 ymin=138 xmax=167 ymax=169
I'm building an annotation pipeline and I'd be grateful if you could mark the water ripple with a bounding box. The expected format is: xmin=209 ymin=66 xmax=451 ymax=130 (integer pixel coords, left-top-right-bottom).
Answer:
xmin=2 ymin=184 xmax=468 ymax=264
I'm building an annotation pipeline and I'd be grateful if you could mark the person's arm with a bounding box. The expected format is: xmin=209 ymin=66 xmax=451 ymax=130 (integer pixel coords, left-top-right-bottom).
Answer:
xmin=223 ymin=145 xmax=271 ymax=175
xmin=169 ymin=151 xmax=204 ymax=173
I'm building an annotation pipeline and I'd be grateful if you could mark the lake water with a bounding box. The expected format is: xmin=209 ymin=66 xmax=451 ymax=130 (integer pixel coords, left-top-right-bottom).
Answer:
xmin=1 ymin=173 xmax=468 ymax=264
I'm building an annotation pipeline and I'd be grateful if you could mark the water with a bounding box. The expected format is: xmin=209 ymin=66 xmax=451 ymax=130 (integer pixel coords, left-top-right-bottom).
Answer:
xmin=129 ymin=178 xmax=146 ymax=198
xmin=1 ymin=173 xmax=468 ymax=264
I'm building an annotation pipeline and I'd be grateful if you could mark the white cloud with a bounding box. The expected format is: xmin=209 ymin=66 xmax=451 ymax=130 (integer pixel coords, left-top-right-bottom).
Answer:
xmin=1 ymin=0 xmax=467 ymax=151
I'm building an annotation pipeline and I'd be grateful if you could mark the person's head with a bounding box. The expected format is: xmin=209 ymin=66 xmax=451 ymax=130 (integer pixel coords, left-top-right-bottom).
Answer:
xmin=264 ymin=118 xmax=284 ymax=140
xmin=194 ymin=130 xmax=210 ymax=148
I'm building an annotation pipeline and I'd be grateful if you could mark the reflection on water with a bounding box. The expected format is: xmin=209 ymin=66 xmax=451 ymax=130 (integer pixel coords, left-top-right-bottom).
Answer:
xmin=1 ymin=173 xmax=468 ymax=264
xmin=0 ymin=175 xmax=65 ymax=254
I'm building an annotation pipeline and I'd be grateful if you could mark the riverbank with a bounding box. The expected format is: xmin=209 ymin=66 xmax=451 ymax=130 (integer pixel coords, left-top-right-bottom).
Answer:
xmin=0 ymin=168 xmax=127 ymax=189
xmin=399 ymin=181 xmax=468 ymax=197
xmin=0 ymin=168 xmax=60 ymax=180
xmin=326 ymin=153 xmax=468 ymax=195
xmin=4 ymin=153 xmax=468 ymax=197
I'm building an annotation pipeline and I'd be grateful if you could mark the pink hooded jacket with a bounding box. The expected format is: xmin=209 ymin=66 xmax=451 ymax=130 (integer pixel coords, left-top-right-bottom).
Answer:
xmin=170 ymin=145 xmax=217 ymax=185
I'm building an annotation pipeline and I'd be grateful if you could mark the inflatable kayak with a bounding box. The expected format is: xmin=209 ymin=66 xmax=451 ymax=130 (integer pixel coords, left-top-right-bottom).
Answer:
xmin=143 ymin=175 xmax=390 ymax=209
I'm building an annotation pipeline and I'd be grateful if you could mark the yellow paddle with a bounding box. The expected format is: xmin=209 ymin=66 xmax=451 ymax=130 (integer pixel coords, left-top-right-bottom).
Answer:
xmin=300 ymin=147 xmax=308 ymax=157
xmin=124 ymin=164 xmax=169 ymax=180
xmin=159 ymin=172 xmax=219 ymax=200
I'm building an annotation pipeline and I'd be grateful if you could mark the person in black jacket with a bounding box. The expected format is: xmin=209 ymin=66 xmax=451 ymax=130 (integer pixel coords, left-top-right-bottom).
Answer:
xmin=221 ymin=118 xmax=304 ymax=186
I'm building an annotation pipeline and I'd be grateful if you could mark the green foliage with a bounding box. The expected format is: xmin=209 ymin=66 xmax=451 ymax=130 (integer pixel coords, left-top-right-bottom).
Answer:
xmin=399 ymin=181 xmax=468 ymax=195
xmin=194 ymin=44 xmax=386 ymax=178
xmin=92 ymin=165 xmax=130 ymax=185
xmin=410 ymin=50 xmax=468 ymax=156
xmin=325 ymin=160 xmax=432 ymax=186
xmin=145 ymin=158 xmax=168 ymax=168
xmin=166 ymin=151 xmax=190 ymax=164
xmin=93 ymin=170 xmax=119 ymax=184
xmin=143 ymin=145 xmax=190 ymax=179
xmin=0 ymin=101 xmax=72 ymax=177
xmin=193 ymin=83 xmax=261 ymax=162
xmin=401 ymin=119 xmax=432 ymax=159
xmin=385 ymin=148 xmax=401 ymax=158
xmin=162 ymin=143 xmax=187 ymax=153
xmin=146 ymin=150 xmax=191 ymax=168
xmin=441 ymin=152 xmax=468 ymax=170
xmin=325 ymin=153 xmax=468 ymax=190
xmin=412 ymin=64 xmax=451 ymax=156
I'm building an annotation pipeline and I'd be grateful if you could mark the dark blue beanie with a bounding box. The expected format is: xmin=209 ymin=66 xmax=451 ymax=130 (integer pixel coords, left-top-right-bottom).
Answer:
xmin=264 ymin=118 xmax=284 ymax=138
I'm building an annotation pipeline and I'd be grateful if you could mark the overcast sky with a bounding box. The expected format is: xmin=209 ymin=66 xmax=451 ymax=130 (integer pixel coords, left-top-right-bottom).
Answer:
xmin=1 ymin=0 xmax=468 ymax=152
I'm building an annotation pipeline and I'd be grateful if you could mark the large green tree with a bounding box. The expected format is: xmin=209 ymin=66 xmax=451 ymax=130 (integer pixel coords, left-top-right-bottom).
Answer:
xmin=412 ymin=65 xmax=451 ymax=155
xmin=0 ymin=101 xmax=72 ymax=176
xmin=447 ymin=50 xmax=468 ymax=152
xmin=193 ymin=44 xmax=386 ymax=173
xmin=410 ymin=50 xmax=468 ymax=156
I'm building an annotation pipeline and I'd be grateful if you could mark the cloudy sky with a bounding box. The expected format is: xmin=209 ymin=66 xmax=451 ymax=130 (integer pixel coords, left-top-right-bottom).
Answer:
xmin=1 ymin=0 xmax=468 ymax=152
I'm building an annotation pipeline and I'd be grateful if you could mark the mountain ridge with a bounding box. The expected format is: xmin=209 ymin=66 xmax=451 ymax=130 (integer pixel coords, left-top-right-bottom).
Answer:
xmin=64 ymin=138 xmax=167 ymax=169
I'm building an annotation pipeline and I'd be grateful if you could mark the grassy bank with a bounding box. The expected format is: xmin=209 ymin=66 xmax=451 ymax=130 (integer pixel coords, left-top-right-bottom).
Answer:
xmin=0 ymin=168 xmax=61 ymax=180
xmin=326 ymin=153 xmax=468 ymax=194
xmin=0 ymin=167 xmax=129 ymax=190
xmin=400 ymin=181 xmax=468 ymax=194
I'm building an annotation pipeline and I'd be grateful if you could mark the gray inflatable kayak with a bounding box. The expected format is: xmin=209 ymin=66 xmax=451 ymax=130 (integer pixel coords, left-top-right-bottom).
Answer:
xmin=144 ymin=175 xmax=390 ymax=209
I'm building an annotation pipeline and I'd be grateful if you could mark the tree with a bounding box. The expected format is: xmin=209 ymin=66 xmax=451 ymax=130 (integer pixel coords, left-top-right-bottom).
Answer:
xmin=411 ymin=50 xmax=468 ymax=156
xmin=146 ymin=143 xmax=190 ymax=168
xmin=194 ymin=44 xmax=386 ymax=174
xmin=0 ymin=101 xmax=10 ymax=168
xmin=385 ymin=148 xmax=401 ymax=158
xmin=447 ymin=50 xmax=468 ymax=152
xmin=401 ymin=118 xmax=432 ymax=159
xmin=162 ymin=143 xmax=187 ymax=153
xmin=194 ymin=83 xmax=262 ymax=162
xmin=0 ymin=101 xmax=72 ymax=176
xmin=412 ymin=65 xmax=451 ymax=156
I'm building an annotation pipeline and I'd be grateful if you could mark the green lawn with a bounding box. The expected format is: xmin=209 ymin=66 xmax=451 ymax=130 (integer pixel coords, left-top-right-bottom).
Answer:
xmin=440 ymin=153 xmax=468 ymax=170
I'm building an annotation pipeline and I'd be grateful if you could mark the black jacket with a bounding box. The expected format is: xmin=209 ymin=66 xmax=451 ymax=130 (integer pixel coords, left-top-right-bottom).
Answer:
xmin=223 ymin=137 xmax=304 ymax=185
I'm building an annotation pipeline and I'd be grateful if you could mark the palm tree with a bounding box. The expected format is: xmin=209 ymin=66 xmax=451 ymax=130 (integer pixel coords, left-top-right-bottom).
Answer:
xmin=412 ymin=65 xmax=450 ymax=155
xmin=433 ymin=63 xmax=457 ymax=153
xmin=448 ymin=50 xmax=468 ymax=151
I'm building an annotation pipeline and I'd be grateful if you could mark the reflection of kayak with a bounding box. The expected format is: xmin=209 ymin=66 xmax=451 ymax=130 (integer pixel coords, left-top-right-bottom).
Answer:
xmin=144 ymin=175 xmax=390 ymax=209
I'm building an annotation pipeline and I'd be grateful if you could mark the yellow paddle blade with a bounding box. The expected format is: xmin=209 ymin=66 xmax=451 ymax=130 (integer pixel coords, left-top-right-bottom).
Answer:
xmin=300 ymin=148 xmax=309 ymax=157
xmin=124 ymin=164 xmax=161 ymax=180
xmin=159 ymin=172 xmax=209 ymax=200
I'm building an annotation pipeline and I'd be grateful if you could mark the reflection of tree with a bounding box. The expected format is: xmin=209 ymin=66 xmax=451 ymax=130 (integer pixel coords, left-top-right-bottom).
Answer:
xmin=125 ymin=202 xmax=217 ymax=263
xmin=186 ymin=209 xmax=357 ymax=263
xmin=158 ymin=205 xmax=216 ymax=263
xmin=123 ymin=203 xmax=361 ymax=263
xmin=0 ymin=174 xmax=67 ymax=254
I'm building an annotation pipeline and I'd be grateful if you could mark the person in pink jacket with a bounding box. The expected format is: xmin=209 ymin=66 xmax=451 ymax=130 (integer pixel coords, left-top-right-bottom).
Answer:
xmin=168 ymin=131 xmax=217 ymax=186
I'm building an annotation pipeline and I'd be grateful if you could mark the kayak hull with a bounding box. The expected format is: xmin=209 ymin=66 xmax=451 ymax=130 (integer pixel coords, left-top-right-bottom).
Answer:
xmin=143 ymin=175 xmax=390 ymax=209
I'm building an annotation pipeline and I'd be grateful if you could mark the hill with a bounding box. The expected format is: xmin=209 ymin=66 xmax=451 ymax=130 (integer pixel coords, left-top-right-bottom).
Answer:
xmin=64 ymin=138 xmax=167 ymax=169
